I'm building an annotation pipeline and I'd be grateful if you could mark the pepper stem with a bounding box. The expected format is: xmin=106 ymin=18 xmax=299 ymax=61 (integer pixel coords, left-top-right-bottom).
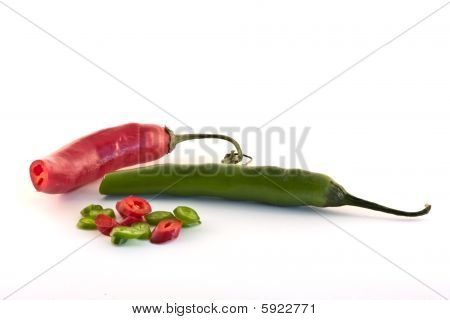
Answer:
xmin=166 ymin=127 xmax=244 ymax=164
xmin=344 ymin=193 xmax=431 ymax=217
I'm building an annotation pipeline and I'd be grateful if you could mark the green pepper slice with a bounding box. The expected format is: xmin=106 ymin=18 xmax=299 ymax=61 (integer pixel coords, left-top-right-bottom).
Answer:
xmin=182 ymin=220 xmax=202 ymax=228
xmin=111 ymin=235 xmax=128 ymax=246
xmin=80 ymin=204 xmax=103 ymax=217
xmin=77 ymin=217 xmax=97 ymax=230
xmin=89 ymin=208 xmax=116 ymax=219
xmin=145 ymin=211 xmax=175 ymax=225
xmin=131 ymin=222 xmax=152 ymax=240
xmin=173 ymin=206 xmax=200 ymax=224
xmin=110 ymin=226 xmax=145 ymax=239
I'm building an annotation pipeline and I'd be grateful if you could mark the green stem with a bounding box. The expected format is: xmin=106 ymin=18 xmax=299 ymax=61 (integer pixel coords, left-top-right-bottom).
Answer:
xmin=166 ymin=127 xmax=244 ymax=163
xmin=345 ymin=194 xmax=431 ymax=217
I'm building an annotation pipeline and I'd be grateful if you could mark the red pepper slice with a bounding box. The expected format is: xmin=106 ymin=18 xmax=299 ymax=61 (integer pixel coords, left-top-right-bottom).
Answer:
xmin=95 ymin=214 xmax=119 ymax=236
xmin=150 ymin=219 xmax=182 ymax=244
xmin=120 ymin=215 xmax=144 ymax=226
xmin=116 ymin=196 xmax=151 ymax=218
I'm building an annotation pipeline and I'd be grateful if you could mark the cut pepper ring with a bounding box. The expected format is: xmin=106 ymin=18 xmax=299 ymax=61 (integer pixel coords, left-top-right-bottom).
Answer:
xmin=29 ymin=160 xmax=49 ymax=192
xmin=116 ymin=196 xmax=152 ymax=217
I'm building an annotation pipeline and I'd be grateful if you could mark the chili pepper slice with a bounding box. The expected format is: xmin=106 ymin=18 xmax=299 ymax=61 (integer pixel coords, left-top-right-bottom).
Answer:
xmin=150 ymin=219 xmax=182 ymax=244
xmin=131 ymin=222 xmax=152 ymax=240
xmin=95 ymin=214 xmax=119 ymax=236
xmin=77 ymin=217 xmax=97 ymax=230
xmin=173 ymin=206 xmax=200 ymax=224
xmin=111 ymin=235 xmax=128 ymax=246
xmin=120 ymin=215 xmax=144 ymax=226
xmin=145 ymin=211 xmax=175 ymax=226
xmin=181 ymin=220 xmax=202 ymax=228
xmin=110 ymin=226 xmax=146 ymax=239
xmin=90 ymin=208 xmax=115 ymax=219
xmin=80 ymin=204 xmax=103 ymax=217
xmin=116 ymin=196 xmax=151 ymax=218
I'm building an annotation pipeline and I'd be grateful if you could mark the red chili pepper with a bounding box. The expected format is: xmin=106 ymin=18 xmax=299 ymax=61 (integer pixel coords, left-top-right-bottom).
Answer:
xmin=150 ymin=219 xmax=182 ymax=244
xmin=29 ymin=123 xmax=244 ymax=194
xmin=120 ymin=215 xmax=144 ymax=226
xmin=95 ymin=214 xmax=119 ymax=236
xmin=116 ymin=196 xmax=151 ymax=218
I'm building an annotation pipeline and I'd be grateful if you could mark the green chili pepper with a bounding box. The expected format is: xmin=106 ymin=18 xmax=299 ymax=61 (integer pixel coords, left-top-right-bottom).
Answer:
xmin=89 ymin=208 xmax=116 ymax=219
xmin=145 ymin=211 xmax=175 ymax=225
xmin=181 ymin=220 xmax=202 ymax=228
xmin=99 ymin=163 xmax=431 ymax=217
xmin=110 ymin=226 xmax=145 ymax=240
xmin=173 ymin=206 xmax=200 ymax=224
xmin=131 ymin=222 xmax=152 ymax=240
xmin=80 ymin=204 xmax=103 ymax=217
xmin=111 ymin=235 xmax=128 ymax=246
xmin=77 ymin=217 xmax=97 ymax=230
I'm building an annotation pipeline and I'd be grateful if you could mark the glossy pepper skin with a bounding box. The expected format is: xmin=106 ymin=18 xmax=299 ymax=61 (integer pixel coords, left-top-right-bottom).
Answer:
xmin=150 ymin=219 xmax=182 ymax=244
xmin=30 ymin=123 xmax=245 ymax=194
xmin=116 ymin=196 xmax=152 ymax=218
xmin=99 ymin=163 xmax=431 ymax=217
xmin=30 ymin=123 xmax=169 ymax=194
xmin=95 ymin=214 xmax=119 ymax=236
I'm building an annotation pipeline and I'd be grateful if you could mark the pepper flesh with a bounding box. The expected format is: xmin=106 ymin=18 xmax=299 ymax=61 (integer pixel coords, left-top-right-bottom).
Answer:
xmin=99 ymin=163 xmax=431 ymax=217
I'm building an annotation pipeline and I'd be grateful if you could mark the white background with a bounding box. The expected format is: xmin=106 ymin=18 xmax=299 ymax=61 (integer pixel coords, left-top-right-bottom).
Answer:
xmin=0 ymin=0 xmax=449 ymax=302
